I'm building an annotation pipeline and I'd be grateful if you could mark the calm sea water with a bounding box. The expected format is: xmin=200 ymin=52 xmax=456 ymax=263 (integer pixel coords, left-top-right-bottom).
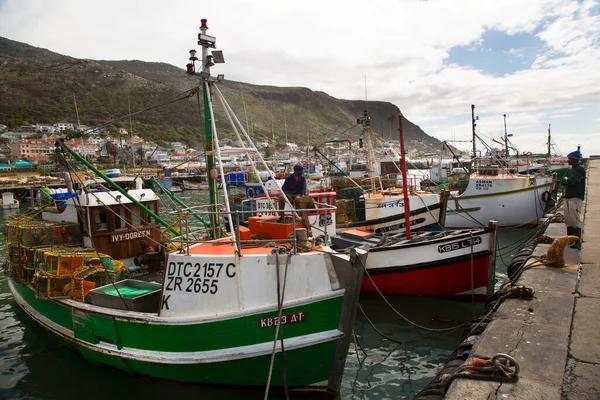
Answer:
xmin=0 ymin=189 xmax=531 ymax=400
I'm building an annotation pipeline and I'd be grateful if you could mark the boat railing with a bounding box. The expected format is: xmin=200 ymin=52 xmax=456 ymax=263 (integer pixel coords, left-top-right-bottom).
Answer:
xmin=240 ymin=197 xmax=336 ymax=242
xmin=239 ymin=196 xmax=336 ymax=215
xmin=167 ymin=201 xmax=337 ymax=256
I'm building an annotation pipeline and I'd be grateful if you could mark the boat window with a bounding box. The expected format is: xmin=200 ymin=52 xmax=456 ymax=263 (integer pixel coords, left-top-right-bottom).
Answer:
xmin=140 ymin=209 xmax=150 ymax=225
xmin=130 ymin=205 xmax=142 ymax=227
xmin=113 ymin=207 xmax=127 ymax=230
xmin=94 ymin=210 xmax=108 ymax=231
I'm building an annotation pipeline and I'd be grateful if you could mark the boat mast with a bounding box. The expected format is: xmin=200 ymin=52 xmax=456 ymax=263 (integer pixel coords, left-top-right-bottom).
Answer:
xmin=284 ymin=108 xmax=288 ymax=144
xmin=547 ymin=124 xmax=551 ymax=158
xmin=73 ymin=92 xmax=81 ymax=131
xmin=503 ymin=113 xmax=509 ymax=158
xmin=399 ymin=112 xmax=411 ymax=240
xmin=119 ymin=133 xmax=126 ymax=175
xmin=358 ymin=111 xmax=376 ymax=188
xmin=196 ymin=19 xmax=220 ymax=238
xmin=129 ymin=95 xmax=135 ymax=168
xmin=307 ymin=125 xmax=310 ymax=169
xmin=471 ymin=104 xmax=477 ymax=172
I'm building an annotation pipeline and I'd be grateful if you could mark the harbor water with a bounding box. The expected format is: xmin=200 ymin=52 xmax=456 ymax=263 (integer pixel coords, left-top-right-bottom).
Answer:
xmin=0 ymin=189 xmax=531 ymax=399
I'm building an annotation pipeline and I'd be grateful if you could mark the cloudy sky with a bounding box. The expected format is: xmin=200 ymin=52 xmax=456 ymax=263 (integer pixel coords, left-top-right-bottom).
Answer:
xmin=1 ymin=0 xmax=599 ymax=156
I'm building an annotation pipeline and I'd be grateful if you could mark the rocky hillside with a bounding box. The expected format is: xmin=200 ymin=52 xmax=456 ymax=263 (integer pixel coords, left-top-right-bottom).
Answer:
xmin=0 ymin=36 xmax=449 ymax=156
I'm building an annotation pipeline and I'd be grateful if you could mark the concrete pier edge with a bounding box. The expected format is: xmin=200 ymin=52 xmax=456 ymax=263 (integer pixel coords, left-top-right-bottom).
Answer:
xmin=444 ymin=158 xmax=600 ymax=400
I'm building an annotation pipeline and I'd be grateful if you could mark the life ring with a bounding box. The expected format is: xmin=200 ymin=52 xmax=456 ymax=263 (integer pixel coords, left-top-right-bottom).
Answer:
xmin=523 ymin=152 xmax=532 ymax=158
xmin=247 ymin=187 xmax=256 ymax=198
xmin=541 ymin=190 xmax=551 ymax=203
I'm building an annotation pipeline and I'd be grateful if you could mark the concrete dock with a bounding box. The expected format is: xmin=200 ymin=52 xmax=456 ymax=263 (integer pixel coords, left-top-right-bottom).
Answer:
xmin=444 ymin=158 xmax=600 ymax=400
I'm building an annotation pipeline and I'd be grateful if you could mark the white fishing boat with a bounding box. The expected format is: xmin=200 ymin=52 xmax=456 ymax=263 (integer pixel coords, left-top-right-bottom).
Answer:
xmin=168 ymin=184 xmax=183 ymax=192
xmin=308 ymin=171 xmax=324 ymax=180
xmin=443 ymin=169 xmax=554 ymax=228
xmin=331 ymin=113 xmax=498 ymax=299
xmin=5 ymin=19 xmax=365 ymax=394
xmin=324 ymin=111 xmax=446 ymax=234
xmin=182 ymin=180 xmax=209 ymax=190
xmin=105 ymin=168 xmax=121 ymax=178
xmin=442 ymin=105 xmax=555 ymax=228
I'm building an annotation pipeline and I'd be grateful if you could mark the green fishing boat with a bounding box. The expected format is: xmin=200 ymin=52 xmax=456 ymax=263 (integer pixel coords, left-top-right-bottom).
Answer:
xmin=4 ymin=19 xmax=365 ymax=395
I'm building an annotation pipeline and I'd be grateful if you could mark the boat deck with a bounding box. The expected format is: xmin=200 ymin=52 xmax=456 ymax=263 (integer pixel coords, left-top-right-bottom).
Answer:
xmin=188 ymin=241 xmax=295 ymax=255
xmin=131 ymin=270 xmax=165 ymax=284
xmin=331 ymin=228 xmax=483 ymax=250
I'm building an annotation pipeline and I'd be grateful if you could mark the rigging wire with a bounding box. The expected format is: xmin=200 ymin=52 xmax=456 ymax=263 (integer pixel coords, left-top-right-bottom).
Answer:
xmin=74 ymin=88 xmax=197 ymax=137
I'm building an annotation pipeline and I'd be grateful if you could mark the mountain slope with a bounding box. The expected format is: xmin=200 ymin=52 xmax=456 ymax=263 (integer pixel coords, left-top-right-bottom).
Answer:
xmin=0 ymin=36 xmax=448 ymax=155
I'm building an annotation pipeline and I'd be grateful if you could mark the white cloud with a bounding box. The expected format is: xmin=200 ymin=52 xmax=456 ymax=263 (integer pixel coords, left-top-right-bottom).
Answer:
xmin=0 ymin=0 xmax=599 ymax=155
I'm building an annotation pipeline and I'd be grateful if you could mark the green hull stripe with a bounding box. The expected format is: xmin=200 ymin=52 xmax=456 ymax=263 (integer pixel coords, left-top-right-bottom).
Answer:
xmin=12 ymin=282 xmax=343 ymax=352
xmin=74 ymin=336 xmax=338 ymax=386
xmin=12 ymin=280 xmax=343 ymax=387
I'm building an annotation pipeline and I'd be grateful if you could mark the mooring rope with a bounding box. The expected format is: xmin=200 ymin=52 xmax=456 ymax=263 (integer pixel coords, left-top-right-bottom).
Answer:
xmin=355 ymin=256 xmax=469 ymax=332
xmin=263 ymin=249 xmax=291 ymax=400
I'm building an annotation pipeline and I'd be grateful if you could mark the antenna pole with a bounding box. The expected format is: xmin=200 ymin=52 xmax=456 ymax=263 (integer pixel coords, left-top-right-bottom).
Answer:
xmin=471 ymin=104 xmax=477 ymax=172
xmin=399 ymin=112 xmax=411 ymax=240
xmin=547 ymin=124 xmax=551 ymax=158
xmin=284 ymin=108 xmax=288 ymax=144
xmin=73 ymin=92 xmax=81 ymax=131
xmin=503 ymin=114 xmax=509 ymax=158
xmin=129 ymin=95 xmax=134 ymax=168
xmin=199 ymin=18 xmax=220 ymax=237
xmin=364 ymin=75 xmax=368 ymax=112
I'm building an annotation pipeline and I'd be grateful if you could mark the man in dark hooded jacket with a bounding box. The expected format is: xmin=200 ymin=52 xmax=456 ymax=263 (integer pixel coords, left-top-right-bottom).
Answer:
xmin=277 ymin=164 xmax=307 ymax=221
xmin=563 ymin=150 xmax=586 ymax=249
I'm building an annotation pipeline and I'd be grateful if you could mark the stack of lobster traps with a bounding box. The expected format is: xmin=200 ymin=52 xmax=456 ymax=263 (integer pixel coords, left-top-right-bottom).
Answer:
xmin=4 ymin=215 xmax=126 ymax=301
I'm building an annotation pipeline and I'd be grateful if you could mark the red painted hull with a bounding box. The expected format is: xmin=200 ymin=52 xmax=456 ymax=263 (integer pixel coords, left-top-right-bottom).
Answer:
xmin=361 ymin=254 xmax=490 ymax=298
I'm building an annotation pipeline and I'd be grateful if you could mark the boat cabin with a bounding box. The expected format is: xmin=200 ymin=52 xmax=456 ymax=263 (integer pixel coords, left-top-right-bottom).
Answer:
xmin=42 ymin=188 xmax=162 ymax=262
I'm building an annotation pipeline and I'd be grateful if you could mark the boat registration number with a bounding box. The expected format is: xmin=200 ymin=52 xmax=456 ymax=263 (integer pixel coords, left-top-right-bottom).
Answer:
xmin=259 ymin=311 xmax=306 ymax=328
xmin=438 ymin=236 xmax=482 ymax=253
xmin=377 ymin=200 xmax=404 ymax=208
xmin=475 ymin=180 xmax=493 ymax=190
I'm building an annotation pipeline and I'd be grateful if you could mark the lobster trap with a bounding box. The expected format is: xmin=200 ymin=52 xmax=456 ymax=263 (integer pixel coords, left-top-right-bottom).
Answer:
xmin=35 ymin=249 xmax=111 ymax=277
xmin=5 ymin=217 xmax=82 ymax=247
xmin=12 ymin=265 xmax=35 ymax=285
xmin=72 ymin=267 xmax=124 ymax=302
xmin=34 ymin=274 xmax=72 ymax=300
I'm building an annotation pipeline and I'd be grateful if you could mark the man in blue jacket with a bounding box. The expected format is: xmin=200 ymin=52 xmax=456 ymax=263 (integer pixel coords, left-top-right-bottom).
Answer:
xmin=278 ymin=164 xmax=307 ymax=221
xmin=563 ymin=150 xmax=586 ymax=249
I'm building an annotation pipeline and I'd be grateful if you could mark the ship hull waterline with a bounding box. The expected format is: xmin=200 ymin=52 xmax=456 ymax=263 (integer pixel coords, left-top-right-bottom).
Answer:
xmin=332 ymin=228 xmax=494 ymax=299
xmin=8 ymin=279 xmax=346 ymax=388
xmin=361 ymin=253 xmax=490 ymax=299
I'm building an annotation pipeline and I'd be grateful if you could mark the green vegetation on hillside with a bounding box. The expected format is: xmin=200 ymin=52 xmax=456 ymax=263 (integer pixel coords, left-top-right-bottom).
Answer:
xmin=0 ymin=36 xmax=448 ymax=155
